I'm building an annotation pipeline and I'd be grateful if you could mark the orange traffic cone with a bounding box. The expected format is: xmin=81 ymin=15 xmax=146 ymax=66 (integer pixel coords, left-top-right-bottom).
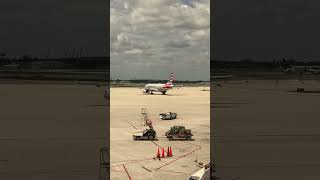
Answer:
xmin=156 ymin=148 xmax=160 ymax=158
xmin=167 ymin=146 xmax=170 ymax=157
xmin=169 ymin=146 xmax=173 ymax=156
xmin=161 ymin=147 xmax=165 ymax=158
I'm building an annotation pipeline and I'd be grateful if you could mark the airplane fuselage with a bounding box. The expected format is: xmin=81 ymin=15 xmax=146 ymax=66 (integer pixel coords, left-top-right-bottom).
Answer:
xmin=143 ymin=73 xmax=176 ymax=95
xmin=285 ymin=66 xmax=320 ymax=74
xmin=144 ymin=83 xmax=173 ymax=94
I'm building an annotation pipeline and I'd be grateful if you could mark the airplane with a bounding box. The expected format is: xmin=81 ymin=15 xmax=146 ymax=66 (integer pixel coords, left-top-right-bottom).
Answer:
xmin=279 ymin=59 xmax=320 ymax=75
xmin=187 ymin=162 xmax=212 ymax=180
xmin=142 ymin=73 xmax=176 ymax=95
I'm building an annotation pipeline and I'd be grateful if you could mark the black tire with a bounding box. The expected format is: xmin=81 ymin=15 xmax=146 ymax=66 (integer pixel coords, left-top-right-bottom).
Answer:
xmin=162 ymin=91 xmax=166 ymax=95
xmin=169 ymin=136 xmax=173 ymax=141
xmin=136 ymin=136 xmax=140 ymax=140
xmin=186 ymin=136 xmax=191 ymax=141
xmin=148 ymin=135 xmax=154 ymax=140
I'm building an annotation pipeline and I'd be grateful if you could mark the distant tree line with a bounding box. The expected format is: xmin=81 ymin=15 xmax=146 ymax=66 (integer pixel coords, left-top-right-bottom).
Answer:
xmin=211 ymin=58 xmax=320 ymax=70
xmin=0 ymin=55 xmax=109 ymax=69
xmin=111 ymin=79 xmax=208 ymax=84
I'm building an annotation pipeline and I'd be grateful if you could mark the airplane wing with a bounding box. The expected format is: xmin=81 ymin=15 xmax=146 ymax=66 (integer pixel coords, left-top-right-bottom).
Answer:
xmin=308 ymin=68 xmax=320 ymax=74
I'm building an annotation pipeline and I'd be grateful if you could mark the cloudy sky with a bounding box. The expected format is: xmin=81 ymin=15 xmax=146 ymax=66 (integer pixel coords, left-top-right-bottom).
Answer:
xmin=213 ymin=0 xmax=320 ymax=61
xmin=110 ymin=0 xmax=210 ymax=81
xmin=0 ymin=0 xmax=106 ymax=58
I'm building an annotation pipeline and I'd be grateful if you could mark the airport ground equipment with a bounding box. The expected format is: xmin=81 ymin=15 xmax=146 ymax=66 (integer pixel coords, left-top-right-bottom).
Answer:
xmin=165 ymin=126 xmax=193 ymax=140
xmin=132 ymin=126 xmax=156 ymax=140
xmin=99 ymin=147 xmax=109 ymax=180
xmin=159 ymin=112 xmax=177 ymax=120
xmin=141 ymin=108 xmax=152 ymax=126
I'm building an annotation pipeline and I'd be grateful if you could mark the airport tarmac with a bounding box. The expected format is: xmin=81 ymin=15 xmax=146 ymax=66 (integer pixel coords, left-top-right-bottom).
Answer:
xmin=0 ymin=80 xmax=108 ymax=180
xmin=110 ymin=87 xmax=210 ymax=180
xmin=213 ymin=79 xmax=320 ymax=180
xmin=6 ymin=77 xmax=320 ymax=179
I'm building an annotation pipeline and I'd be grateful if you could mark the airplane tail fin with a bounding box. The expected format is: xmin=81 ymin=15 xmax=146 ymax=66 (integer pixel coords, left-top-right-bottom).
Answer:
xmin=166 ymin=73 xmax=176 ymax=84
xmin=278 ymin=58 xmax=291 ymax=71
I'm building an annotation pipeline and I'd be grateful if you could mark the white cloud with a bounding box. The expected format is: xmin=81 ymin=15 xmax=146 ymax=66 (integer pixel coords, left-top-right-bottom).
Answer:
xmin=125 ymin=48 xmax=143 ymax=54
xmin=111 ymin=0 xmax=210 ymax=80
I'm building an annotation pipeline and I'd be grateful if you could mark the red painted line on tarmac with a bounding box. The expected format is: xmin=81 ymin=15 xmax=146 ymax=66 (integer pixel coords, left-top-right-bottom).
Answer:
xmin=157 ymin=169 xmax=190 ymax=174
xmin=123 ymin=157 xmax=155 ymax=165
xmin=155 ymin=145 xmax=202 ymax=170
xmin=111 ymin=160 xmax=141 ymax=166
xmin=111 ymin=157 xmax=155 ymax=167
xmin=111 ymin=159 xmax=149 ymax=167
xmin=111 ymin=143 xmax=202 ymax=168
xmin=123 ymin=164 xmax=132 ymax=180
xmin=127 ymin=121 xmax=138 ymax=129
xmin=111 ymin=169 xmax=126 ymax=173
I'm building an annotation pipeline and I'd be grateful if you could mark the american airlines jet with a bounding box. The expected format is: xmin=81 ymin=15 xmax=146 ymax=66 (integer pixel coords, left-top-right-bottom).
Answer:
xmin=280 ymin=59 xmax=320 ymax=75
xmin=143 ymin=73 xmax=176 ymax=95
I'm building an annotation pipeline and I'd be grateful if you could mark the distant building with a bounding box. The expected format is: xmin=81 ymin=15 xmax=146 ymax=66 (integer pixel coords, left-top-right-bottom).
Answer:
xmin=0 ymin=63 xmax=20 ymax=70
xmin=63 ymin=57 xmax=107 ymax=69
xmin=31 ymin=61 xmax=65 ymax=69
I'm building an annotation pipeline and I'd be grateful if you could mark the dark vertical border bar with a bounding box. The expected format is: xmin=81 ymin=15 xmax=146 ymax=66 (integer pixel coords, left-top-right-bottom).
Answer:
xmin=1 ymin=1 xmax=110 ymax=179
xmin=210 ymin=0 xmax=215 ymax=179
xmin=100 ymin=1 xmax=110 ymax=180
xmin=107 ymin=0 xmax=111 ymax=179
